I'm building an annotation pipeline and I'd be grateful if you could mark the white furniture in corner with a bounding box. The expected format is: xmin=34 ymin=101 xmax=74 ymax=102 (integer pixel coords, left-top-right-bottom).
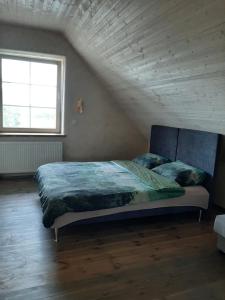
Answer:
xmin=214 ymin=214 xmax=225 ymax=253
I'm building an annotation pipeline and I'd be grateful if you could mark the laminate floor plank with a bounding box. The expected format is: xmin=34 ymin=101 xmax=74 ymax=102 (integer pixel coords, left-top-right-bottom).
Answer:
xmin=0 ymin=178 xmax=224 ymax=300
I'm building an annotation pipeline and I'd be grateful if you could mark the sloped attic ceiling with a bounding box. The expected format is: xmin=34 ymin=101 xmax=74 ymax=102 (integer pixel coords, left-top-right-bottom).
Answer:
xmin=0 ymin=0 xmax=225 ymax=136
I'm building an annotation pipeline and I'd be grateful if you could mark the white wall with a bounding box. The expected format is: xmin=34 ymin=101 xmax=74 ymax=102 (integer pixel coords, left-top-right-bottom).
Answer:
xmin=0 ymin=23 xmax=147 ymax=161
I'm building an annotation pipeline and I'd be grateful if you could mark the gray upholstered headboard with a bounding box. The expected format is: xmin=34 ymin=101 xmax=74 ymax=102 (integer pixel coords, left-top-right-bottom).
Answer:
xmin=150 ymin=125 xmax=219 ymax=195
xmin=150 ymin=126 xmax=178 ymax=161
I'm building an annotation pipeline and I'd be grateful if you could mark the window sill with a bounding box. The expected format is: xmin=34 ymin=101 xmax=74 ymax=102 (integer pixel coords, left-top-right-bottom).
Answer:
xmin=0 ymin=132 xmax=66 ymax=137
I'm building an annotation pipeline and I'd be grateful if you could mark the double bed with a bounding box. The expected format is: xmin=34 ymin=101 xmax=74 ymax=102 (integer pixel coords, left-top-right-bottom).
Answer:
xmin=36 ymin=126 xmax=219 ymax=241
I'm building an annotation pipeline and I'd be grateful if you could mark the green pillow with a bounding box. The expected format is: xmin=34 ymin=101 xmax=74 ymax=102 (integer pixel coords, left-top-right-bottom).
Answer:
xmin=152 ymin=161 xmax=206 ymax=186
xmin=132 ymin=153 xmax=171 ymax=169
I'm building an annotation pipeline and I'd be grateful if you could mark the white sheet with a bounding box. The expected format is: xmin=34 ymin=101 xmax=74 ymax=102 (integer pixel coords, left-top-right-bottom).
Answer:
xmin=52 ymin=186 xmax=209 ymax=229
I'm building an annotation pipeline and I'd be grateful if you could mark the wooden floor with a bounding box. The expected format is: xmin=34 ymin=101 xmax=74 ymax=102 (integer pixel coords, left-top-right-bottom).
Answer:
xmin=0 ymin=178 xmax=225 ymax=300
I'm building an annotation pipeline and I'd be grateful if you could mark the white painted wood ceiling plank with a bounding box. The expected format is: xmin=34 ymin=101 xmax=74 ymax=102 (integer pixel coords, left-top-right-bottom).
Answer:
xmin=0 ymin=0 xmax=225 ymax=136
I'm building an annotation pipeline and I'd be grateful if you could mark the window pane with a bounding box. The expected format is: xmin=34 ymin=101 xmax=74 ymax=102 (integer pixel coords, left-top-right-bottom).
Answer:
xmin=3 ymin=106 xmax=30 ymax=128
xmin=30 ymin=86 xmax=57 ymax=108
xmin=31 ymin=62 xmax=57 ymax=86
xmin=2 ymin=83 xmax=30 ymax=106
xmin=31 ymin=108 xmax=56 ymax=129
xmin=2 ymin=59 xmax=30 ymax=83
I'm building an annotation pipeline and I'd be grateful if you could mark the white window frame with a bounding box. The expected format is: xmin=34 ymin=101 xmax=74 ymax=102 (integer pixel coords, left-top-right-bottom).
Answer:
xmin=0 ymin=49 xmax=65 ymax=134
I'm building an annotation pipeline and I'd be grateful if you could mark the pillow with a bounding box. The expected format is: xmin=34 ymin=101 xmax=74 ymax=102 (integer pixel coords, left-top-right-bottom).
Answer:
xmin=152 ymin=160 xmax=206 ymax=186
xmin=132 ymin=153 xmax=171 ymax=169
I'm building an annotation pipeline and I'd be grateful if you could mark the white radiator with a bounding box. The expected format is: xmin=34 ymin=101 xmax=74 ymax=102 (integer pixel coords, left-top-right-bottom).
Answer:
xmin=0 ymin=142 xmax=63 ymax=174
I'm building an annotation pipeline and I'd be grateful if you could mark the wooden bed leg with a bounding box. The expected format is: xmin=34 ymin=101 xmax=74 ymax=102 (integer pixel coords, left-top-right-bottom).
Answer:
xmin=198 ymin=209 xmax=202 ymax=223
xmin=54 ymin=228 xmax=59 ymax=242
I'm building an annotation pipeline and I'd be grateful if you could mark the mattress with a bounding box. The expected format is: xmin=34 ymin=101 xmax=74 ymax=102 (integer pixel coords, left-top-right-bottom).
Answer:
xmin=36 ymin=161 xmax=184 ymax=228
xmin=52 ymin=186 xmax=209 ymax=229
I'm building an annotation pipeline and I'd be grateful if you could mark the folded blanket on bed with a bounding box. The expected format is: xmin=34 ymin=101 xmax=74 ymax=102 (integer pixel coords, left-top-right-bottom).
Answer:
xmin=36 ymin=161 xmax=184 ymax=228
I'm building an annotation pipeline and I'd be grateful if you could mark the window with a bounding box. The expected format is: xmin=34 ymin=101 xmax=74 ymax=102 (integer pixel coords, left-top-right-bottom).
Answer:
xmin=0 ymin=50 xmax=65 ymax=134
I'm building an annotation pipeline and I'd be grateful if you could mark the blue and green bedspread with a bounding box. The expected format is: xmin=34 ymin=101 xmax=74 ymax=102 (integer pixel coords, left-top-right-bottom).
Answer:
xmin=36 ymin=160 xmax=185 ymax=228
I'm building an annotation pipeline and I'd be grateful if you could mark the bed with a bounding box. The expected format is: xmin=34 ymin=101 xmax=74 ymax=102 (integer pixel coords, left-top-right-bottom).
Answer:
xmin=36 ymin=126 xmax=219 ymax=241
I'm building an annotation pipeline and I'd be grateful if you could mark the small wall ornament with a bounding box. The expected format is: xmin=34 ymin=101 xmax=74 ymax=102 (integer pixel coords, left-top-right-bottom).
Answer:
xmin=76 ymin=97 xmax=84 ymax=114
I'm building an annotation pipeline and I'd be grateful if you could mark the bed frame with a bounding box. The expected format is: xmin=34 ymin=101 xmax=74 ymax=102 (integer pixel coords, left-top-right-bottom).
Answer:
xmin=150 ymin=126 xmax=219 ymax=195
xmin=51 ymin=125 xmax=220 ymax=242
